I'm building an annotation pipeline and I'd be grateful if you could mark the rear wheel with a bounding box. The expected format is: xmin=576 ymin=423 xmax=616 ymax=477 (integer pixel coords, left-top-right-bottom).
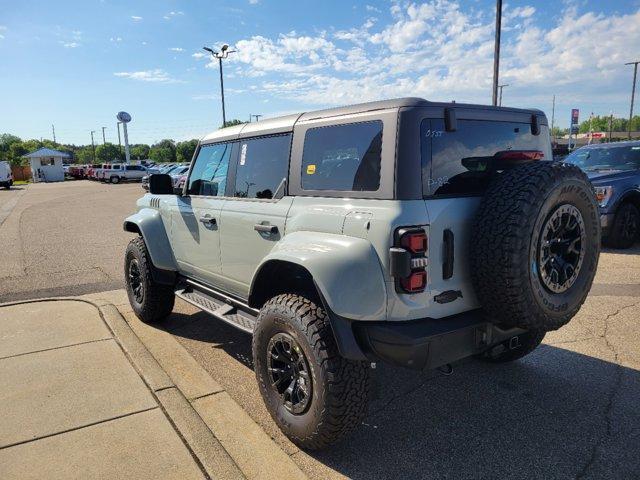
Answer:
xmin=110 ymin=176 xmax=120 ymax=184
xmin=605 ymin=203 xmax=639 ymax=249
xmin=253 ymin=294 xmax=370 ymax=450
xmin=124 ymin=236 xmax=175 ymax=323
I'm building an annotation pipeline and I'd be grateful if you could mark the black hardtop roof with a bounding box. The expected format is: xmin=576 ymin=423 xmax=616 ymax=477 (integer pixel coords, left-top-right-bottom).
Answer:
xmin=202 ymin=97 xmax=546 ymax=143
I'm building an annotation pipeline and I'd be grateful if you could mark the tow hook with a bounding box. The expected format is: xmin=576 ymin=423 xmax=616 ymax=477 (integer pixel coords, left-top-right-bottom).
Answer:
xmin=437 ymin=363 xmax=454 ymax=376
xmin=508 ymin=336 xmax=520 ymax=350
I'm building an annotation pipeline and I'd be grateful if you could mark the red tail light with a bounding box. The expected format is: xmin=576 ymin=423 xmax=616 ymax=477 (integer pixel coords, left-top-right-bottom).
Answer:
xmin=496 ymin=150 xmax=544 ymax=161
xmin=400 ymin=271 xmax=427 ymax=293
xmin=392 ymin=228 xmax=428 ymax=294
xmin=400 ymin=231 xmax=427 ymax=254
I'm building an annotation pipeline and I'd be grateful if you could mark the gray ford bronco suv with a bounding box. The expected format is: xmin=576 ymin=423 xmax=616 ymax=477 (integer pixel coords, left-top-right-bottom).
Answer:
xmin=123 ymin=98 xmax=600 ymax=449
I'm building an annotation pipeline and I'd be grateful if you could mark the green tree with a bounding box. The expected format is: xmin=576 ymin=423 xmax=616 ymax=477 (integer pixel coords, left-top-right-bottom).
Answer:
xmin=95 ymin=143 xmax=122 ymax=163
xmin=176 ymin=139 xmax=198 ymax=162
xmin=130 ymin=144 xmax=150 ymax=160
xmin=8 ymin=142 xmax=28 ymax=165
xmin=0 ymin=134 xmax=22 ymax=162
xmin=75 ymin=146 xmax=95 ymax=164
xmin=149 ymin=139 xmax=176 ymax=163
xmin=221 ymin=119 xmax=246 ymax=129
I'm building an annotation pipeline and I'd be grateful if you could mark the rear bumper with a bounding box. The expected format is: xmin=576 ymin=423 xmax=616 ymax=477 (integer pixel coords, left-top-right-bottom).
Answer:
xmin=332 ymin=310 xmax=525 ymax=370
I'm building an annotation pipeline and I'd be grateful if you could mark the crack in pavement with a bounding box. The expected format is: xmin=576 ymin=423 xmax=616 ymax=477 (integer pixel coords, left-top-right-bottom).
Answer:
xmin=575 ymin=301 xmax=640 ymax=479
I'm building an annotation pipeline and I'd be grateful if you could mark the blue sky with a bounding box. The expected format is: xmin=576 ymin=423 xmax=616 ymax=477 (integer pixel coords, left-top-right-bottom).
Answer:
xmin=1 ymin=0 xmax=639 ymax=145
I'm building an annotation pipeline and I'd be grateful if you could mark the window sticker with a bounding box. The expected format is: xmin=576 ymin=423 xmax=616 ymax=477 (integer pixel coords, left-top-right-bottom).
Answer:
xmin=306 ymin=164 xmax=316 ymax=174
xmin=240 ymin=143 xmax=248 ymax=166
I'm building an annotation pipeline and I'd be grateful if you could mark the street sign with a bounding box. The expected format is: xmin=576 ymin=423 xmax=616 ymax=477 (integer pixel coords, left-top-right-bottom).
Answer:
xmin=117 ymin=111 xmax=132 ymax=123
xmin=571 ymin=109 xmax=579 ymax=125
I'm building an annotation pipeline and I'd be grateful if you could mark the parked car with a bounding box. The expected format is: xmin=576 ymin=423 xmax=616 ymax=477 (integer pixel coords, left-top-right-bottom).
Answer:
xmin=168 ymin=165 xmax=189 ymax=186
xmin=0 ymin=161 xmax=13 ymax=189
xmin=105 ymin=164 xmax=148 ymax=184
xmin=141 ymin=164 xmax=178 ymax=191
xmin=564 ymin=141 xmax=640 ymax=248
xmin=124 ymin=97 xmax=600 ymax=449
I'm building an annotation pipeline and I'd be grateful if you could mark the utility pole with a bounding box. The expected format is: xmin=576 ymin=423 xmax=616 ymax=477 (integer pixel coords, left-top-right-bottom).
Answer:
xmin=90 ymin=131 xmax=96 ymax=163
xmin=491 ymin=0 xmax=503 ymax=106
xmin=117 ymin=122 xmax=122 ymax=155
xmin=101 ymin=126 xmax=107 ymax=145
xmin=252 ymin=114 xmax=263 ymax=122
xmin=203 ymin=44 xmax=236 ymax=127
xmin=551 ymin=95 xmax=556 ymax=140
xmin=609 ymin=112 xmax=614 ymax=143
xmin=52 ymin=124 xmax=56 ymax=143
xmin=498 ymin=84 xmax=509 ymax=106
xmin=625 ymin=61 xmax=639 ymax=140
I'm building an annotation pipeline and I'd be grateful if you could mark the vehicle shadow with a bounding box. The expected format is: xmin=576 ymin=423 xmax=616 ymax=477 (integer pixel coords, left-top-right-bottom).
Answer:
xmin=165 ymin=310 xmax=640 ymax=479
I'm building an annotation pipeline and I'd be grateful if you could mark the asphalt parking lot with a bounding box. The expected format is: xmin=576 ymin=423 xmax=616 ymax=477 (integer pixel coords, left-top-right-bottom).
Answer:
xmin=1 ymin=181 xmax=639 ymax=478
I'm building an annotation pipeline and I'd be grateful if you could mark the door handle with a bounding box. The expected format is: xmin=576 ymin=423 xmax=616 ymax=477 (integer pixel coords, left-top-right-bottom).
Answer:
xmin=199 ymin=215 xmax=217 ymax=226
xmin=254 ymin=223 xmax=278 ymax=234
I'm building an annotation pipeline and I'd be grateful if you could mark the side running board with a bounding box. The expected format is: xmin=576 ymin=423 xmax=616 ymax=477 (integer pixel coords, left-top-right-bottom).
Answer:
xmin=175 ymin=279 xmax=258 ymax=334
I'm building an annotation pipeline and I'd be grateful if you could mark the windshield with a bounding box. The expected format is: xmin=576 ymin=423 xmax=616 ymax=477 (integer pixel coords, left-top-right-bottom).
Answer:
xmin=159 ymin=165 xmax=177 ymax=174
xmin=564 ymin=145 xmax=640 ymax=172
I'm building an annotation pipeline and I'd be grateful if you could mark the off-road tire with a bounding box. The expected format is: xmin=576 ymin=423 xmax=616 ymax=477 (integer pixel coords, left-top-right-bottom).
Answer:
xmin=110 ymin=175 xmax=120 ymax=184
xmin=124 ymin=236 xmax=175 ymax=323
xmin=471 ymin=162 xmax=600 ymax=331
xmin=477 ymin=329 xmax=546 ymax=363
xmin=605 ymin=202 xmax=639 ymax=249
xmin=253 ymin=294 xmax=370 ymax=450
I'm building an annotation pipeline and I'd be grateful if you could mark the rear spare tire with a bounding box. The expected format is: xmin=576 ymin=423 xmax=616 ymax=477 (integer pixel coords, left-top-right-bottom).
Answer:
xmin=471 ymin=162 xmax=600 ymax=331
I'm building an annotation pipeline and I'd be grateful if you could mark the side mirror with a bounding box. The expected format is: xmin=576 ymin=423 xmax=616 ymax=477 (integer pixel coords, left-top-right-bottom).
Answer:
xmin=149 ymin=174 xmax=174 ymax=194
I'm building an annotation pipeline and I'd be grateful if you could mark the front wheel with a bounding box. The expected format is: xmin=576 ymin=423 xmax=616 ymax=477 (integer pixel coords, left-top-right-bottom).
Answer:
xmin=124 ymin=236 xmax=175 ymax=323
xmin=253 ymin=294 xmax=370 ymax=450
xmin=110 ymin=176 xmax=120 ymax=184
xmin=605 ymin=203 xmax=639 ymax=249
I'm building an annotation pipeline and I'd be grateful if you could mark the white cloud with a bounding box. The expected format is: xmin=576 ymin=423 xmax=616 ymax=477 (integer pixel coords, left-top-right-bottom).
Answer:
xmin=131 ymin=16 xmax=143 ymax=21
xmin=163 ymin=11 xmax=184 ymax=20
xmin=169 ymin=47 xmax=184 ymax=52
xmin=192 ymin=52 xmax=207 ymax=59
xmin=0 ymin=27 xmax=5 ymax=40
xmin=110 ymin=36 xmax=123 ymax=43
xmin=113 ymin=69 xmax=183 ymax=83
xmin=365 ymin=4 xmax=381 ymax=13
xmin=249 ymin=0 xmax=260 ymax=4
xmin=60 ymin=41 xmax=80 ymax=48
xmin=227 ymin=1 xmax=640 ymax=113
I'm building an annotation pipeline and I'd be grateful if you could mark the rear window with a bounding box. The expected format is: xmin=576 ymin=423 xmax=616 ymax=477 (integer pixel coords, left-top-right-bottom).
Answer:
xmin=422 ymin=119 xmax=552 ymax=197
xmin=301 ymin=121 xmax=382 ymax=191
xmin=233 ymin=134 xmax=291 ymax=199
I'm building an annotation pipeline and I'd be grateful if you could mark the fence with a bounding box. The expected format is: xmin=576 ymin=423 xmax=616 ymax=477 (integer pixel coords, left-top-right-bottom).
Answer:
xmin=11 ymin=165 xmax=32 ymax=182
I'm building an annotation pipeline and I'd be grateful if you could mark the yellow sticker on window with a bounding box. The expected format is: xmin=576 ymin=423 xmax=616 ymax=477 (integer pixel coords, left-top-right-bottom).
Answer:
xmin=306 ymin=164 xmax=316 ymax=174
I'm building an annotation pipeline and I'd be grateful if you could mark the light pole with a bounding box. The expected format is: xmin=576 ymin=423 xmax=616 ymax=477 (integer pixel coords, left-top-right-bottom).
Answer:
xmin=90 ymin=131 xmax=96 ymax=163
xmin=625 ymin=61 xmax=639 ymax=140
xmin=204 ymin=44 xmax=236 ymax=127
xmin=491 ymin=0 xmax=503 ymax=106
xmin=116 ymin=122 xmax=123 ymax=156
xmin=101 ymin=126 xmax=107 ymax=145
xmin=252 ymin=114 xmax=263 ymax=122
xmin=551 ymin=95 xmax=556 ymax=141
xmin=498 ymin=84 xmax=509 ymax=106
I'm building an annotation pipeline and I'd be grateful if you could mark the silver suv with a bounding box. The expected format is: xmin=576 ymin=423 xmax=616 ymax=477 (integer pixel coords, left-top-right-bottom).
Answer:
xmin=123 ymin=97 xmax=600 ymax=449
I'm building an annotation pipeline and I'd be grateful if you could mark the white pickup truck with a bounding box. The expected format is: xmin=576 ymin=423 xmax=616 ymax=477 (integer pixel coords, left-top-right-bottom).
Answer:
xmin=0 ymin=161 xmax=13 ymax=189
xmin=105 ymin=164 xmax=147 ymax=184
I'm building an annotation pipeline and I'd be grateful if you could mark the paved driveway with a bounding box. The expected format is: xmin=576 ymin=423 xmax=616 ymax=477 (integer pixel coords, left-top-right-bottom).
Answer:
xmin=0 ymin=180 xmax=141 ymax=302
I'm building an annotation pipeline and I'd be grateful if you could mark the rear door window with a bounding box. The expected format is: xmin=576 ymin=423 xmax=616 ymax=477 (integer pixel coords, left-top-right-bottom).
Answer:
xmin=422 ymin=119 xmax=552 ymax=197
xmin=232 ymin=134 xmax=291 ymax=199
xmin=301 ymin=121 xmax=382 ymax=191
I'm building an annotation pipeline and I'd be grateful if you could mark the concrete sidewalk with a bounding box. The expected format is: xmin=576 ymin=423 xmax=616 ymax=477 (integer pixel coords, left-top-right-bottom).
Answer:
xmin=0 ymin=298 xmax=241 ymax=480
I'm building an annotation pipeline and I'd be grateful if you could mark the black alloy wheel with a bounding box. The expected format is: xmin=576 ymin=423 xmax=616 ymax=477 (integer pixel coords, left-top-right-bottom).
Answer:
xmin=267 ymin=332 xmax=312 ymax=415
xmin=538 ymin=204 xmax=586 ymax=294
